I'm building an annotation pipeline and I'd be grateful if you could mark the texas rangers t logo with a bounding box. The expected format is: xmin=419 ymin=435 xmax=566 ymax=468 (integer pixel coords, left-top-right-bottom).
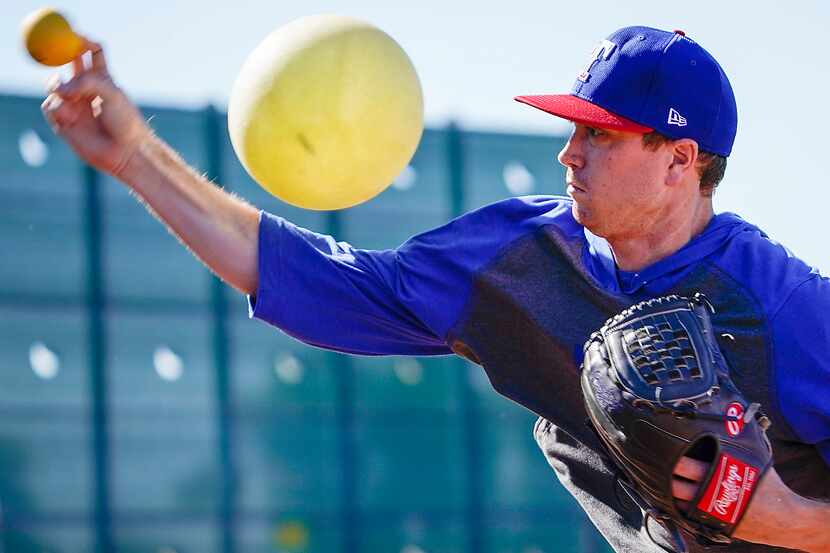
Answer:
xmin=578 ymin=39 xmax=616 ymax=82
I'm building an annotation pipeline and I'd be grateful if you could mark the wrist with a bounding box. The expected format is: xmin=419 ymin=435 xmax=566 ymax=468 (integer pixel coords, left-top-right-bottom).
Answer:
xmin=734 ymin=467 xmax=829 ymax=551
xmin=115 ymin=131 xmax=161 ymax=187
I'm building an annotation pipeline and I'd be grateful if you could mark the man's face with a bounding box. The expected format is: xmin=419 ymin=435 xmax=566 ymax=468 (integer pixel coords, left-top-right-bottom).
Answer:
xmin=557 ymin=124 xmax=674 ymax=240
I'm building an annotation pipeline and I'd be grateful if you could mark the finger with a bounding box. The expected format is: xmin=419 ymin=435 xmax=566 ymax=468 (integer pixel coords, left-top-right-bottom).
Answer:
xmin=42 ymin=93 xmax=62 ymax=114
xmin=80 ymin=37 xmax=108 ymax=74
xmin=42 ymin=94 xmax=65 ymax=133
xmin=42 ymin=93 xmax=83 ymax=129
xmin=671 ymin=477 xmax=699 ymax=501
xmin=71 ymin=54 xmax=86 ymax=79
xmin=46 ymin=73 xmax=62 ymax=94
xmin=673 ymin=456 xmax=709 ymax=481
xmin=55 ymin=72 xmax=114 ymax=103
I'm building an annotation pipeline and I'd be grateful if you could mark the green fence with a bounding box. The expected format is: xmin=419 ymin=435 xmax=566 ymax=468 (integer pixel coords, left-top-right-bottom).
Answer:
xmin=0 ymin=92 xmax=611 ymax=553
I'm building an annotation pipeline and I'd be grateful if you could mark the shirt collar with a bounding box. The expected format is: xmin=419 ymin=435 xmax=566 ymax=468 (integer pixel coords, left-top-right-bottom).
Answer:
xmin=583 ymin=212 xmax=748 ymax=294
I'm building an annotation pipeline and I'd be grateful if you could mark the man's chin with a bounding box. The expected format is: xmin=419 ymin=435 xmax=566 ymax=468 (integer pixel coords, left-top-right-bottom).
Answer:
xmin=571 ymin=201 xmax=589 ymax=226
xmin=571 ymin=202 xmax=602 ymax=235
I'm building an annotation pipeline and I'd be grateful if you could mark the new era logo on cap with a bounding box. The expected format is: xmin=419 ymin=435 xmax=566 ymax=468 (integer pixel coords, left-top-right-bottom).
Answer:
xmin=668 ymin=108 xmax=687 ymax=127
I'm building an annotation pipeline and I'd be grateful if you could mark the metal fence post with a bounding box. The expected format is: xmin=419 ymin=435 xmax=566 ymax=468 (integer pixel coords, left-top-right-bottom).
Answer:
xmin=447 ymin=122 xmax=484 ymax=553
xmin=326 ymin=209 xmax=358 ymax=553
xmin=83 ymin=163 xmax=113 ymax=552
xmin=203 ymin=104 xmax=237 ymax=553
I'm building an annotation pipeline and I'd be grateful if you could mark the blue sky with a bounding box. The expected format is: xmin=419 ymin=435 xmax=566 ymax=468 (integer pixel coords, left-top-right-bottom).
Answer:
xmin=5 ymin=1 xmax=829 ymax=272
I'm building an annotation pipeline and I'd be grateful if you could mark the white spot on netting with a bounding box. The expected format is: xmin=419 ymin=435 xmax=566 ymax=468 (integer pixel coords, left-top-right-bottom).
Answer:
xmin=503 ymin=161 xmax=535 ymax=194
xmin=393 ymin=358 xmax=423 ymax=385
xmin=153 ymin=346 xmax=183 ymax=382
xmin=401 ymin=545 xmax=426 ymax=553
xmin=392 ymin=165 xmax=417 ymax=191
xmin=19 ymin=129 xmax=49 ymax=167
xmin=274 ymin=353 xmax=304 ymax=384
xmin=29 ymin=341 xmax=60 ymax=380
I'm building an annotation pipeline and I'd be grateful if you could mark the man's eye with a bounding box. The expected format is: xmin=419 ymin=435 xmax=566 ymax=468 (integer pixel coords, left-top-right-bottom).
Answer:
xmin=587 ymin=127 xmax=604 ymax=137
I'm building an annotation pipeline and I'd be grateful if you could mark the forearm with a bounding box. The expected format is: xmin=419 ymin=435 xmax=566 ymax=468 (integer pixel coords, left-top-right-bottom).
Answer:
xmin=786 ymin=495 xmax=830 ymax=552
xmin=119 ymin=132 xmax=260 ymax=295
xmin=738 ymin=488 xmax=830 ymax=552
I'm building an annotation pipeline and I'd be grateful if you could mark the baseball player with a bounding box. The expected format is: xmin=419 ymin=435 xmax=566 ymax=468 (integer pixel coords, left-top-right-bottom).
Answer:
xmin=42 ymin=26 xmax=829 ymax=552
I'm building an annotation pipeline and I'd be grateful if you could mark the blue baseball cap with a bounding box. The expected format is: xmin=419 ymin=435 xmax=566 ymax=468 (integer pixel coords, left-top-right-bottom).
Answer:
xmin=516 ymin=26 xmax=737 ymax=156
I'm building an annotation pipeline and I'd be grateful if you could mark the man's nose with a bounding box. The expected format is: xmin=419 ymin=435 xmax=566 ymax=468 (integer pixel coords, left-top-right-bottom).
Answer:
xmin=557 ymin=133 xmax=584 ymax=170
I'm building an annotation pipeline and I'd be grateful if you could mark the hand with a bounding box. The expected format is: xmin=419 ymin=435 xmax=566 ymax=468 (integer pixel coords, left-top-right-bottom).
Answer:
xmin=672 ymin=457 xmax=829 ymax=551
xmin=41 ymin=37 xmax=151 ymax=177
xmin=671 ymin=455 xmax=707 ymax=512
xmin=673 ymin=456 xmax=781 ymax=543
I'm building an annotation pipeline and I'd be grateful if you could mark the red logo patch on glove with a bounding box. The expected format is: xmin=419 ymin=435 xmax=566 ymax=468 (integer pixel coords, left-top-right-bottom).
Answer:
xmin=696 ymin=452 xmax=760 ymax=524
xmin=725 ymin=402 xmax=745 ymax=437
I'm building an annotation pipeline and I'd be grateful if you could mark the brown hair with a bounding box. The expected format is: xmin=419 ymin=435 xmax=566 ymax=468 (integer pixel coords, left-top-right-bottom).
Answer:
xmin=642 ymin=131 xmax=727 ymax=196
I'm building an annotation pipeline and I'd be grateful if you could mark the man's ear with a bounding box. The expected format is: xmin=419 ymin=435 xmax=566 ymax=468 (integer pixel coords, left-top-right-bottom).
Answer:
xmin=667 ymin=139 xmax=699 ymax=187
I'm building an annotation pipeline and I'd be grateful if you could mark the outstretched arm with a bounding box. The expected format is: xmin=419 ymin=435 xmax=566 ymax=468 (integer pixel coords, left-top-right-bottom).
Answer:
xmin=42 ymin=39 xmax=260 ymax=295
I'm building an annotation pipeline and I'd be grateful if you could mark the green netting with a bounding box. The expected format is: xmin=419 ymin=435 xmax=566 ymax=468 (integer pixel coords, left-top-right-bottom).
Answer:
xmin=353 ymin=414 xmax=468 ymax=512
xmin=112 ymin=520 xmax=220 ymax=553
xmin=464 ymin=130 xmax=566 ymax=211
xmin=230 ymin=315 xmax=338 ymax=412
xmin=109 ymin=413 xmax=220 ymax=514
xmin=101 ymin=189 xmax=215 ymax=305
xmin=481 ymin=512 xmax=588 ymax=553
xmin=351 ymin=355 xmax=462 ymax=411
xmin=106 ymin=311 xmax=213 ymax=409
xmin=235 ymin=416 xmax=343 ymax=513
xmin=479 ymin=410 xmax=574 ymax=510
xmin=357 ymin=516 xmax=468 ymax=553
xmin=0 ymin=307 xmax=89 ymax=407
xmin=238 ymin=518 xmax=343 ymax=553
xmin=0 ymin=95 xmax=86 ymax=300
xmin=0 ymin=524 xmax=93 ymax=553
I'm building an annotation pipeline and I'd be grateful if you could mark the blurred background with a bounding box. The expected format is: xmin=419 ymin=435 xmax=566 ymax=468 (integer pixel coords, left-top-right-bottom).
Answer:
xmin=2 ymin=1 xmax=828 ymax=552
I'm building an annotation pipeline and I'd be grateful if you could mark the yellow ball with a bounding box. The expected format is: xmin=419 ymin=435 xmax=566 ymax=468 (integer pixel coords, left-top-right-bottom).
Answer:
xmin=228 ymin=15 xmax=424 ymax=211
xmin=21 ymin=8 xmax=84 ymax=67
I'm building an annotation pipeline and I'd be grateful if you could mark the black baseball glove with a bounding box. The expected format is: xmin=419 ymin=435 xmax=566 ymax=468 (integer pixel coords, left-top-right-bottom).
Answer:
xmin=580 ymin=294 xmax=773 ymax=553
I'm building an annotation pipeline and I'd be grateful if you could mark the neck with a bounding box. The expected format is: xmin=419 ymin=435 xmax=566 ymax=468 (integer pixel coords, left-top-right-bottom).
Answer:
xmin=609 ymin=198 xmax=714 ymax=272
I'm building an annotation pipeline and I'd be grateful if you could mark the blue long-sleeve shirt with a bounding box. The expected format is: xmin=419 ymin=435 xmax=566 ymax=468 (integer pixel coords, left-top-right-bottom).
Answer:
xmin=249 ymin=196 xmax=829 ymax=465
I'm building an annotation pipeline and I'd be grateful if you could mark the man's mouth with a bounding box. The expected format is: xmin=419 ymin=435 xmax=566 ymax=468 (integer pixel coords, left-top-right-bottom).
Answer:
xmin=567 ymin=181 xmax=587 ymax=195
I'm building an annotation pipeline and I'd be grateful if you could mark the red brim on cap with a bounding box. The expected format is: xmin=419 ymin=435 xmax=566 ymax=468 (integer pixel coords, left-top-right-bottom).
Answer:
xmin=515 ymin=94 xmax=653 ymax=133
